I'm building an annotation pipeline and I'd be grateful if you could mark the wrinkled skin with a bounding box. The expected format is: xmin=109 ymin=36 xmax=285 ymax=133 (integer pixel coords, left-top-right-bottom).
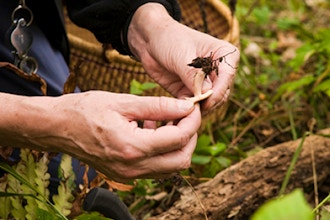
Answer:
xmin=0 ymin=91 xmax=200 ymax=182
xmin=128 ymin=3 xmax=240 ymax=112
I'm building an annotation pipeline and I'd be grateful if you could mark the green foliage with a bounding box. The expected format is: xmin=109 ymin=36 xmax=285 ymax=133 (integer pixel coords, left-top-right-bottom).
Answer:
xmin=130 ymin=79 xmax=158 ymax=95
xmin=314 ymin=193 xmax=330 ymax=215
xmin=34 ymin=153 xmax=51 ymax=211
xmin=321 ymin=208 xmax=330 ymax=220
xmin=7 ymin=173 xmax=27 ymax=220
xmin=20 ymin=149 xmax=38 ymax=220
xmin=0 ymin=182 xmax=11 ymax=219
xmin=36 ymin=208 xmax=62 ymax=220
xmin=251 ymin=189 xmax=314 ymax=220
xmin=252 ymin=6 xmax=271 ymax=25
xmin=76 ymin=211 xmax=112 ymax=220
xmin=191 ymin=134 xmax=231 ymax=177
xmin=0 ymin=151 xmax=78 ymax=220
xmin=52 ymin=154 xmax=75 ymax=216
xmin=272 ymin=74 xmax=315 ymax=101
xmin=313 ymin=78 xmax=330 ymax=97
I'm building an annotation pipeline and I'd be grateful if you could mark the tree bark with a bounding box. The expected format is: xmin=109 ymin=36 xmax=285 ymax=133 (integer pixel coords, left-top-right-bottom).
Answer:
xmin=149 ymin=128 xmax=330 ymax=220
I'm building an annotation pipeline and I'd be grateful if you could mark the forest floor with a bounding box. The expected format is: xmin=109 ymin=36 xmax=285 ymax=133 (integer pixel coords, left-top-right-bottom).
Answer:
xmin=119 ymin=1 xmax=330 ymax=219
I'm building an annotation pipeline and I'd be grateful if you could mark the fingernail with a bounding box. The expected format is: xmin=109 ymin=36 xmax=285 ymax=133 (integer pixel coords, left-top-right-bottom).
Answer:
xmin=178 ymin=100 xmax=194 ymax=111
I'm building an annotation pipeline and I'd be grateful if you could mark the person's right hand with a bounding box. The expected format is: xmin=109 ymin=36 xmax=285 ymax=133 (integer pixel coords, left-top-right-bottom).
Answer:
xmin=2 ymin=91 xmax=201 ymax=182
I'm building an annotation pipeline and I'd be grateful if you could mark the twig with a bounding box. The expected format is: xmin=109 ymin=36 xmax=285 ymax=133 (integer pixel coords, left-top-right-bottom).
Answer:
xmin=230 ymin=111 xmax=261 ymax=146
xmin=181 ymin=175 xmax=209 ymax=220
xmin=311 ymin=140 xmax=320 ymax=220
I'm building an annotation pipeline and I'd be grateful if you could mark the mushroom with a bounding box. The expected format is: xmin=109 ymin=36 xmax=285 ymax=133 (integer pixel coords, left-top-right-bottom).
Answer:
xmin=185 ymin=69 xmax=213 ymax=103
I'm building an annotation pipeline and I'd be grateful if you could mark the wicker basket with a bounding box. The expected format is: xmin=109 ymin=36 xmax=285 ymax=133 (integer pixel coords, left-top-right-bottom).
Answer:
xmin=65 ymin=0 xmax=240 ymax=131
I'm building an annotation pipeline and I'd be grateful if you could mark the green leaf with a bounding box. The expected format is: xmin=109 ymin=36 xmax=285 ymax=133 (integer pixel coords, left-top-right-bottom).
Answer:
xmin=7 ymin=174 xmax=27 ymax=220
xmin=53 ymin=154 xmax=75 ymax=217
xmin=0 ymin=161 xmax=36 ymax=194
xmin=130 ymin=79 xmax=158 ymax=95
xmin=276 ymin=17 xmax=300 ymax=31
xmin=251 ymin=189 xmax=314 ymax=220
xmin=19 ymin=149 xmax=38 ymax=220
xmin=252 ymin=6 xmax=271 ymax=25
xmin=313 ymin=79 xmax=330 ymax=96
xmin=191 ymin=155 xmax=212 ymax=165
xmin=289 ymin=43 xmax=315 ymax=71
xmin=0 ymin=161 xmax=68 ymax=220
xmin=76 ymin=211 xmax=112 ymax=220
xmin=196 ymin=134 xmax=212 ymax=149
xmin=202 ymin=158 xmax=223 ymax=177
xmin=34 ymin=153 xmax=51 ymax=211
xmin=140 ymin=82 xmax=158 ymax=90
xmin=195 ymin=143 xmax=226 ymax=156
xmin=273 ymin=74 xmax=315 ymax=101
xmin=208 ymin=143 xmax=227 ymax=156
xmin=0 ymin=182 xmax=11 ymax=220
xmin=286 ymin=74 xmax=315 ymax=92
xmin=130 ymin=79 xmax=143 ymax=95
xmin=215 ymin=156 xmax=232 ymax=168
xmin=316 ymin=28 xmax=330 ymax=54
xmin=320 ymin=206 xmax=330 ymax=220
xmin=36 ymin=208 xmax=61 ymax=220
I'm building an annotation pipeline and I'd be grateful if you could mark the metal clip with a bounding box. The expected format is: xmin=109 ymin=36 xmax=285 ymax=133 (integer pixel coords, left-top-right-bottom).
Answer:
xmin=9 ymin=0 xmax=38 ymax=74
xmin=10 ymin=18 xmax=33 ymax=58
xmin=11 ymin=0 xmax=33 ymax=26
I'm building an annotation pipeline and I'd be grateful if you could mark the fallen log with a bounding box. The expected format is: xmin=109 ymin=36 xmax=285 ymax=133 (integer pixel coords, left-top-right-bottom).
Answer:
xmin=149 ymin=128 xmax=330 ymax=220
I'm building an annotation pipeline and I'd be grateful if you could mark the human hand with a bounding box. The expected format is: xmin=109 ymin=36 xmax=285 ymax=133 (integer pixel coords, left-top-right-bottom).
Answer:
xmin=128 ymin=3 xmax=240 ymax=112
xmin=11 ymin=91 xmax=201 ymax=182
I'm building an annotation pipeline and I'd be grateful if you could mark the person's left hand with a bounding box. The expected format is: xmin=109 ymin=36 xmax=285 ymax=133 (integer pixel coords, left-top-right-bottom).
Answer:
xmin=128 ymin=3 xmax=240 ymax=112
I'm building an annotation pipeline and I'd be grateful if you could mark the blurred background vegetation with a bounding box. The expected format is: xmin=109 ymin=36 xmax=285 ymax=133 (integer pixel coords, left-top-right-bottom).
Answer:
xmin=127 ymin=0 xmax=330 ymax=218
xmin=188 ymin=0 xmax=330 ymax=178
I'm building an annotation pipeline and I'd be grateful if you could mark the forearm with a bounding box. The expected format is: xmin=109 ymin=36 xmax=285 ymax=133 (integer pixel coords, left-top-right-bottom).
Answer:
xmin=0 ymin=92 xmax=68 ymax=152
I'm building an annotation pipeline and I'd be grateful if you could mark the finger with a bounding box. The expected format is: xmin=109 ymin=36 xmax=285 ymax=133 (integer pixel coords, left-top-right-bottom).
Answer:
xmin=121 ymin=96 xmax=195 ymax=121
xmin=202 ymin=47 xmax=239 ymax=110
xmin=134 ymin=104 xmax=201 ymax=155
xmin=202 ymin=70 xmax=233 ymax=111
xmin=143 ymin=120 xmax=157 ymax=129
xmin=141 ymin=132 xmax=198 ymax=177
xmin=202 ymin=88 xmax=231 ymax=116
xmin=123 ymin=132 xmax=198 ymax=179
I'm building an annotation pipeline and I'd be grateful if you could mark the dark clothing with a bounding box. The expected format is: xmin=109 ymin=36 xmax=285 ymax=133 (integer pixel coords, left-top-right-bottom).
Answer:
xmin=65 ymin=0 xmax=181 ymax=55
xmin=0 ymin=0 xmax=181 ymax=195
xmin=27 ymin=0 xmax=181 ymax=62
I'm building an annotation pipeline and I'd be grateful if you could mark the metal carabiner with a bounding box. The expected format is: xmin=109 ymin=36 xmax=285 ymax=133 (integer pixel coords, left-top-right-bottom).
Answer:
xmin=11 ymin=0 xmax=33 ymax=26
xmin=19 ymin=56 xmax=38 ymax=74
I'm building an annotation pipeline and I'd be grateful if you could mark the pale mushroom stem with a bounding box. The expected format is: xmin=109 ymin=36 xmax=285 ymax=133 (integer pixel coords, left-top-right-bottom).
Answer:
xmin=185 ymin=69 xmax=213 ymax=103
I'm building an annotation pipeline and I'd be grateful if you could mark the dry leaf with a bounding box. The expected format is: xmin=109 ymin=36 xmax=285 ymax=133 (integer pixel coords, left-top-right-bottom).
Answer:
xmin=0 ymin=62 xmax=47 ymax=95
